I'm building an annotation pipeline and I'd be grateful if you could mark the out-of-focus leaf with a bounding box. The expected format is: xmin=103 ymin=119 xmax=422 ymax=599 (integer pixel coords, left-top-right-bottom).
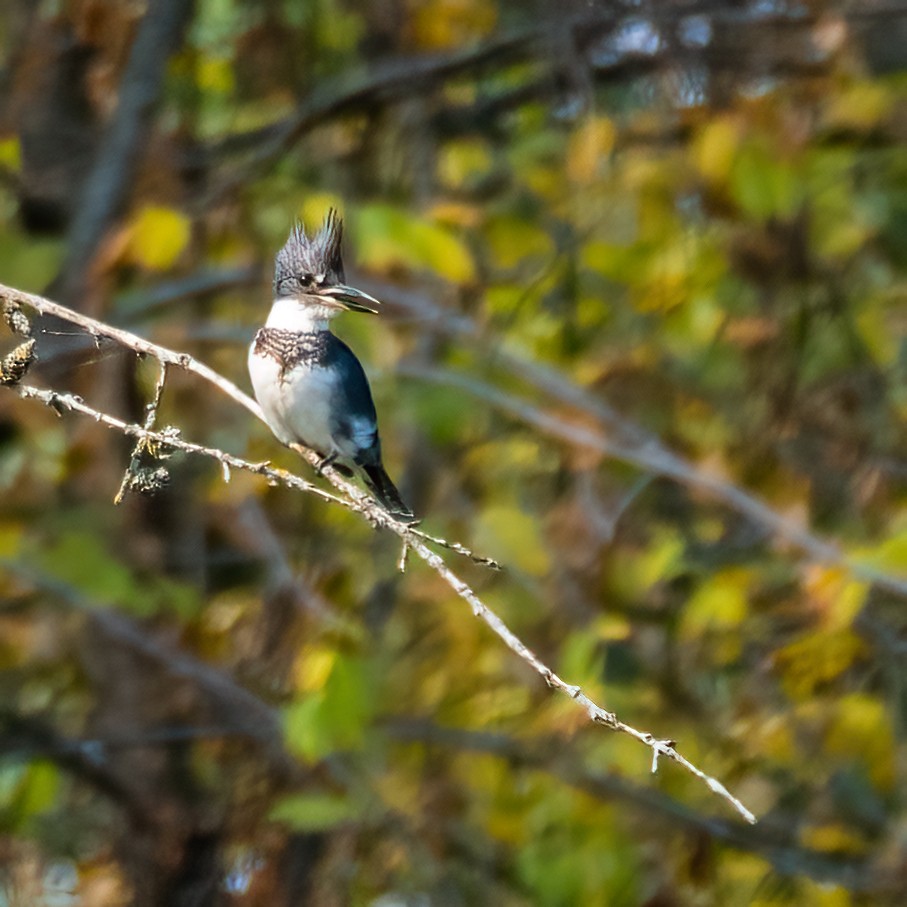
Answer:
xmin=0 ymin=136 xmax=21 ymax=172
xmin=825 ymin=693 xmax=895 ymax=792
xmin=680 ymin=567 xmax=751 ymax=664
xmin=484 ymin=216 xmax=554 ymax=270
xmin=269 ymin=792 xmax=363 ymax=831
xmin=5 ymin=761 xmax=59 ymax=825
xmin=775 ymin=630 xmax=867 ymax=700
xmin=438 ymin=139 xmax=493 ymax=190
xmin=856 ymin=298 xmax=900 ymax=367
xmin=283 ymin=697 xmax=325 ymax=763
xmin=0 ymin=230 xmax=63 ymax=290
xmin=730 ymin=143 xmax=803 ymax=220
xmin=475 ymin=505 xmax=549 ymax=576
xmin=284 ymin=653 xmax=377 ymax=761
xmin=125 ymin=205 xmax=191 ymax=271
xmin=405 ymin=381 xmax=482 ymax=446
xmin=0 ymin=522 xmax=22 ymax=557
xmin=566 ymin=116 xmax=616 ymax=184
xmin=853 ymin=529 xmax=907 ymax=577
xmin=610 ymin=528 xmax=685 ymax=601
xmin=429 ymin=200 xmax=483 ymax=228
xmin=807 ymin=150 xmax=878 ymax=259
xmin=802 ymin=566 xmax=867 ymax=631
xmin=694 ymin=116 xmax=741 ymax=184
xmin=409 ymin=0 xmax=497 ymax=50
xmin=558 ymin=630 xmax=603 ymax=691
xmin=293 ymin=644 xmax=337 ymax=693
xmin=195 ymin=56 xmax=234 ymax=94
xmin=800 ymin=822 xmax=869 ymax=855
xmin=36 ymin=532 xmax=197 ymax=618
xmin=516 ymin=822 xmax=639 ymax=907
xmin=822 ymin=81 xmax=894 ymax=130
xmin=300 ymin=193 xmax=345 ymax=230
xmin=355 ymin=205 xmax=475 ymax=283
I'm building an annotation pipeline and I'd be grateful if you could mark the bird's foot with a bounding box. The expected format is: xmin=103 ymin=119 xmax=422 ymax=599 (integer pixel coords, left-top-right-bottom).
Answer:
xmin=315 ymin=453 xmax=338 ymax=476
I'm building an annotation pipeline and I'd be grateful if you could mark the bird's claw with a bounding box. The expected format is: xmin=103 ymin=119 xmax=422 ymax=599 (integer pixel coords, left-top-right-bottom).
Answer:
xmin=315 ymin=453 xmax=337 ymax=476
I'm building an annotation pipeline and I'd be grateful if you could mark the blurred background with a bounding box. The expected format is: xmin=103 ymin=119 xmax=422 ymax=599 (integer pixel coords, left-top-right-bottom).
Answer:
xmin=0 ymin=0 xmax=906 ymax=903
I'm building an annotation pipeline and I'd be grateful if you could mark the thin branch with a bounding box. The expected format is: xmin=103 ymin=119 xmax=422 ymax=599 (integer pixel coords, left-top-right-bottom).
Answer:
xmin=17 ymin=384 xmax=349 ymax=511
xmin=114 ymin=360 xmax=169 ymax=503
xmin=402 ymin=363 xmax=907 ymax=601
xmin=54 ymin=0 xmax=195 ymax=301
xmin=398 ymin=530 xmax=756 ymax=823
xmin=1 ymin=283 xmax=263 ymax=417
xmin=358 ymin=275 xmax=907 ymax=600
xmin=1 ymin=281 xmax=756 ymax=823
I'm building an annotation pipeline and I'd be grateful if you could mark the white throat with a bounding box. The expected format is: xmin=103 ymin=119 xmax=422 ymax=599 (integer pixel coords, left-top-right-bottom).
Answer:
xmin=264 ymin=296 xmax=336 ymax=333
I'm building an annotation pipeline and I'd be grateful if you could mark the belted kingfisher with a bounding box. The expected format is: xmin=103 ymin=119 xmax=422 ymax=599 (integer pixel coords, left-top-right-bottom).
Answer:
xmin=248 ymin=210 xmax=414 ymax=521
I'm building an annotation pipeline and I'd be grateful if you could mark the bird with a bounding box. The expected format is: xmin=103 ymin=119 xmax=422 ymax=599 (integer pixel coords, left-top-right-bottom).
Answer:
xmin=248 ymin=209 xmax=415 ymax=522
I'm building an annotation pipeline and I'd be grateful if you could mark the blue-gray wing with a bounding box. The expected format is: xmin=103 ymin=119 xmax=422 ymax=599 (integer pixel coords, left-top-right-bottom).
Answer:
xmin=325 ymin=335 xmax=382 ymax=464
xmin=325 ymin=335 xmax=414 ymax=520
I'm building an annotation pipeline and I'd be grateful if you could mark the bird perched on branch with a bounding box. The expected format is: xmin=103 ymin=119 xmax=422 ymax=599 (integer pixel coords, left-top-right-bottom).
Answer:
xmin=248 ymin=210 xmax=415 ymax=522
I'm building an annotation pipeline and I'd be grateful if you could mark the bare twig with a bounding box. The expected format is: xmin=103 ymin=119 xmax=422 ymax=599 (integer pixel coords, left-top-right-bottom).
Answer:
xmin=403 ymin=363 xmax=907 ymax=601
xmin=114 ymin=361 xmax=170 ymax=503
xmin=1 ymin=280 xmax=757 ymax=822
xmin=1 ymin=283 xmax=263 ymax=417
xmin=17 ymin=384 xmax=349 ymax=511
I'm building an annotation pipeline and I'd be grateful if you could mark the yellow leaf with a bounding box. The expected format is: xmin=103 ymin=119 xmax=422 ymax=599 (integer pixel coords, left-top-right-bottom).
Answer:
xmin=566 ymin=116 xmax=616 ymax=184
xmin=0 ymin=523 xmax=22 ymax=557
xmin=300 ymin=193 xmax=344 ymax=230
xmin=476 ymin=505 xmax=549 ymax=576
xmin=856 ymin=302 xmax=899 ymax=367
xmin=292 ymin=645 xmax=336 ymax=693
xmin=853 ymin=528 xmax=907 ymax=576
xmin=484 ymin=216 xmax=554 ymax=270
xmin=409 ymin=0 xmax=497 ymax=50
xmin=428 ymin=200 xmax=483 ymax=228
xmin=680 ymin=567 xmax=751 ymax=637
xmin=802 ymin=566 xmax=867 ymax=630
xmin=0 ymin=136 xmax=21 ymax=172
xmin=125 ymin=205 xmax=191 ymax=270
xmin=355 ymin=205 xmax=475 ymax=283
xmin=594 ymin=614 xmax=632 ymax=642
xmin=438 ymin=139 xmax=493 ymax=190
xmin=825 ymin=693 xmax=895 ymax=791
xmin=800 ymin=822 xmax=868 ymax=855
xmin=774 ymin=629 xmax=866 ymax=699
xmin=694 ymin=116 xmax=741 ymax=184
xmin=610 ymin=529 xmax=684 ymax=601
xmin=196 ymin=56 xmax=234 ymax=94
xmin=824 ymin=81 xmax=894 ymax=130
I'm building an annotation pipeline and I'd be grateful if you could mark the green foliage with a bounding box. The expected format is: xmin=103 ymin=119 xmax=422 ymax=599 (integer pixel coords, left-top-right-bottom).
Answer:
xmin=0 ymin=762 xmax=60 ymax=832
xmin=36 ymin=530 xmax=199 ymax=618
xmin=269 ymin=791 xmax=364 ymax=832
xmin=284 ymin=650 xmax=379 ymax=761
xmin=355 ymin=204 xmax=476 ymax=284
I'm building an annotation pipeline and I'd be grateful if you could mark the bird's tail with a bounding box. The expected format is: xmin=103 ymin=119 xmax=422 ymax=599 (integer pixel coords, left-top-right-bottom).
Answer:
xmin=359 ymin=463 xmax=416 ymax=523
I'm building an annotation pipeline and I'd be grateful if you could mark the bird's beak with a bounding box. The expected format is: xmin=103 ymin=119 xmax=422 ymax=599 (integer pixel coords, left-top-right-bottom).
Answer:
xmin=319 ymin=284 xmax=381 ymax=314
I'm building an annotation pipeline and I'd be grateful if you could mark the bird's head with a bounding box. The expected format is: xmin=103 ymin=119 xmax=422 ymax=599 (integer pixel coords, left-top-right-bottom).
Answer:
xmin=273 ymin=209 xmax=379 ymax=316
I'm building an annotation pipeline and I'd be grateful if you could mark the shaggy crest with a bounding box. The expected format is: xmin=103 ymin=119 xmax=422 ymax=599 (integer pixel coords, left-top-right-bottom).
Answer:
xmin=273 ymin=209 xmax=345 ymax=296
